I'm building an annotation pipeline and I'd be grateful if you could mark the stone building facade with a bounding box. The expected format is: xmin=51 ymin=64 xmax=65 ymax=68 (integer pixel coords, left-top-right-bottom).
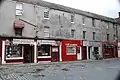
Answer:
xmin=0 ymin=0 xmax=119 ymax=64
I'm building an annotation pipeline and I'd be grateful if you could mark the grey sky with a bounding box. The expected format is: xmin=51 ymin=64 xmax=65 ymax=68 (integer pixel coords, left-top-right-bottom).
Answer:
xmin=44 ymin=0 xmax=120 ymax=18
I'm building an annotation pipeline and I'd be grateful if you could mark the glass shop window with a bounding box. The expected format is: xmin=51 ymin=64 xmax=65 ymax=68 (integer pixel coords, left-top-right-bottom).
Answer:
xmin=37 ymin=45 xmax=51 ymax=56
xmin=6 ymin=44 xmax=22 ymax=58
xmin=67 ymin=46 xmax=76 ymax=55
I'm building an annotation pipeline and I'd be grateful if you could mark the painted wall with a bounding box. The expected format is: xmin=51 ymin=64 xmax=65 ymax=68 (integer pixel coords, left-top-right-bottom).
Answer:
xmin=61 ymin=40 xmax=82 ymax=61
xmin=0 ymin=0 xmax=113 ymax=42
xmin=102 ymin=21 xmax=117 ymax=42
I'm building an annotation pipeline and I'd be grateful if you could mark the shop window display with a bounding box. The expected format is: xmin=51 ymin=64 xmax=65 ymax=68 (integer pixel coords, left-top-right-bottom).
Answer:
xmin=38 ymin=45 xmax=51 ymax=56
xmin=67 ymin=46 xmax=76 ymax=55
xmin=6 ymin=41 xmax=22 ymax=58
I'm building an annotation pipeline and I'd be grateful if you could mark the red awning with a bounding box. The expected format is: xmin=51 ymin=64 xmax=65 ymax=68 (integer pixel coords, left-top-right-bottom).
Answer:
xmin=14 ymin=21 xmax=25 ymax=29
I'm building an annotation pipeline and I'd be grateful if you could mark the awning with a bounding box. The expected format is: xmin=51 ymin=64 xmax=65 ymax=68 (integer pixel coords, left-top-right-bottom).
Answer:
xmin=14 ymin=21 xmax=25 ymax=29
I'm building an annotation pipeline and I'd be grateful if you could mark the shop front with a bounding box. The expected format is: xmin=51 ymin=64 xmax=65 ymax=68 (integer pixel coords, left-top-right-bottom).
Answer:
xmin=37 ymin=40 xmax=60 ymax=62
xmin=118 ymin=43 xmax=120 ymax=57
xmin=1 ymin=38 xmax=36 ymax=64
xmin=61 ymin=40 xmax=83 ymax=61
xmin=102 ymin=42 xmax=118 ymax=59
xmin=83 ymin=41 xmax=102 ymax=60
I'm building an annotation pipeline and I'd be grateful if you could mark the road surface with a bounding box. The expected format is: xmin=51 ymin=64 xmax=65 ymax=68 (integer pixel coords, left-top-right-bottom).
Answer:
xmin=0 ymin=59 xmax=120 ymax=80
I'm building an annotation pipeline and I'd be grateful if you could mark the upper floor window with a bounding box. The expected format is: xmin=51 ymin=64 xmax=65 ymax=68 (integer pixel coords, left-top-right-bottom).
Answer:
xmin=44 ymin=9 xmax=49 ymax=19
xmin=71 ymin=29 xmax=75 ymax=37
xmin=44 ymin=26 xmax=50 ymax=37
xmin=92 ymin=18 xmax=95 ymax=27
xmin=106 ymin=22 xmax=109 ymax=29
xmin=82 ymin=16 xmax=85 ymax=25
xmin=15 ymin=29 xmax=22 ymax=36
xmin=71 ymin=14 xmax=75 ymax=23
xmin=16 ymin=3 xmax=23 ymax=16
xmin=107 ymin=34 xmax=109 ymax=41
xmin=93 ymin=32 xmax=95 ymax=40
xmin=83 ymin=31 xmax=86 ymax=39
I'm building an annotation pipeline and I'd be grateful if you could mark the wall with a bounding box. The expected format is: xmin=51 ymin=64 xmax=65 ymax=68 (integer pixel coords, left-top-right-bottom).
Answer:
xmin=0 ymin=0 xmax=117 ymax=43
xmin=102 ymin=21 xmax=117 ymax=42
xmin=0 ymin=38 xmax=2 ymax=62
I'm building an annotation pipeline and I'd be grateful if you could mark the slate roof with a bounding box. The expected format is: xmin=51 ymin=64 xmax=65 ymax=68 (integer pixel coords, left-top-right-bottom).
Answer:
xmin=13 ymin=0 xmax=118 ymax=23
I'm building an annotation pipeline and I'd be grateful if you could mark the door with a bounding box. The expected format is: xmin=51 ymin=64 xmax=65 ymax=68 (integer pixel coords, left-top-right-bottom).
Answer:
xmin=83 ymin=46 xmax=87 ymax=60
xmin=23 ymin=44 xmax=34 ymax=63
xmin=77 ymin=46 xmax=81 ymax=60
xmin=51 ymin=46 xmax=59 ymax=62
xmin=118 ymin=46 xmax=120 ymax=57
xmin=88 ymin=46 xmax=91 ymax=59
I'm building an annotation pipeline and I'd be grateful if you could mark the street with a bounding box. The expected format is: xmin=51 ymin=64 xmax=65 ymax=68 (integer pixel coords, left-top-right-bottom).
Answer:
xmin=0 ymin=59 xmax=120 ymax=80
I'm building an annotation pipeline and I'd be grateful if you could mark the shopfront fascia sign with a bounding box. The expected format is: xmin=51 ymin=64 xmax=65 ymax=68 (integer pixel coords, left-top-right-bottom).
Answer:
xmin=13 ymin=39 xmax=34 ymax=44
xmin=65 ymin=43 xmax=77 ymax=46
xmin=37 ymin=40 xmax=56 ymax=45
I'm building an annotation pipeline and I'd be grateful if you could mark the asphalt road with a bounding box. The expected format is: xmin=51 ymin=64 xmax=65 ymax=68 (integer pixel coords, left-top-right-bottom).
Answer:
xmin=0 ymin=59 xmax=120 ymax=80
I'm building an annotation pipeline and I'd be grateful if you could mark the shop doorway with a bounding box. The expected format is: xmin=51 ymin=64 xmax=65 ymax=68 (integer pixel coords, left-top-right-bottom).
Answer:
xmin=51 ymin=46 xmax=59 ymax=62
xmin=83 ymin=46 xmax=87 ymax=60
xmin=88 ymin=46 xmax=91 ymax=59
xmin=94 ymin=47 xmax=99 ymax=54
xmin=23 ymin=44 xmax=34 ymax=63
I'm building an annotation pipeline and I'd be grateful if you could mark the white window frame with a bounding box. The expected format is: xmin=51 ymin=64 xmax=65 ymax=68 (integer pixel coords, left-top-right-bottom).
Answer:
xmin=16 ymin=3 xmax=23 ymax=16
xmin=92 ymin=18 xmax=95 ymax=27
xmin=83 ymin=31 xmax=86 ymax=39
xmin=66 ymin=46 xmax=76 ymax=55
xmin=6 ymin=44 xmax=24 ymax=60
xmin=71 ymin=14 xmax=75 ymax=23
xmin=82 ymin=16 xmax=85 ymax=26
xmin=106 ymin=22 xmax=109 ymax=29
xmin=44 ymin=27 xmax=50 ymax=38
xmin=44 ymin=9 xmax=49 ymax=19
xmin=93 ymin=32 xmax=95 ymax=40
xmin=71 ymin=29 xmax=75 ymax=38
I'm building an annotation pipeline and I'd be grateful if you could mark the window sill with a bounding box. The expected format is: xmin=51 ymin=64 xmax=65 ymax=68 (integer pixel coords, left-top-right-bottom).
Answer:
xmin=44 ymin=18 xmax=49 ymax=20
xmin=6 ymin=57 xmax=23 ymax=60
xmin=67 ymin=53 xmax=76 ymax=55
xmin=38 ymin=56 xmax=51 ymax=58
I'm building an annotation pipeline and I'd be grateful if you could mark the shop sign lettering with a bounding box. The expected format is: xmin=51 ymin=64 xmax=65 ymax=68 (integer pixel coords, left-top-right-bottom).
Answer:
xmin=37 ymin=40 xmax=56 ymax=45
xmin=13 ymin=39 xmax=34 ymax=44
xmin=65 ymin=43 xmax=77 ymax=46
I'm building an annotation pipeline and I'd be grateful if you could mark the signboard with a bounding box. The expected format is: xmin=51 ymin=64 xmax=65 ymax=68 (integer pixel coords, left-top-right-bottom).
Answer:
xmin=52 ymin=48 xmax=58 ymax=52
xmin=104 ymin=44 xmax=114 ymax=48
xmin=13 ymin=39 xmax=34 ymax=44
xmin=37 ymin=40 xmax=56 ymax=45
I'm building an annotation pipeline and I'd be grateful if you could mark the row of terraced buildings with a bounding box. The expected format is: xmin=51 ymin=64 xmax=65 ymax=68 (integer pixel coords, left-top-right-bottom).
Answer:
xmin=0 ymin=0 xmax=120 ymax=64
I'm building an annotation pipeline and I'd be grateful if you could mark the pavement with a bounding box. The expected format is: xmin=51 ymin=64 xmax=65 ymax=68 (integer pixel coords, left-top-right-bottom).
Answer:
xmin=0 ymin=58 xmax=120 ymax=80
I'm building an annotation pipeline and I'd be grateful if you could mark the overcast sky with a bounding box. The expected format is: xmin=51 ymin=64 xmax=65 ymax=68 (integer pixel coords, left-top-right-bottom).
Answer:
xmin=44 ymin=0 xmax=120 ymax=18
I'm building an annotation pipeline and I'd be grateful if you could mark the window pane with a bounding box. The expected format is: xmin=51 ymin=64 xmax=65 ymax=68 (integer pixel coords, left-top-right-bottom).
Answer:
xmin=44 ymin=11 xmax=49 ymax=19
xmin=71 ymin=29 xmax=75 ymax=37
xmin=71 ymin=14 xmax=74 ymax=23
xmin=16 ymin=3 xmax=23 ymax=10
xmin=67 ymin=46 xmax=76 ymax=55
xmin=83 ymin=31 xmax=86 ymax=39
xmin=44 ymin=27 xmax=49 ymax=37
xmin=38 ymin=45 xmax=50 ymax=56
xmin=16 ymin=10 xmax=23 ymax=16
xmin=6 ymin=44 xmax=22 ymax=58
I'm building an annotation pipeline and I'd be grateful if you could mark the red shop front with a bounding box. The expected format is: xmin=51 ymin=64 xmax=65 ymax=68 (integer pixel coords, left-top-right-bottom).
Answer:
xmin=102 ymin=42 xmax=118 ymax=59
xmin=61 ymin=40 xmax=83 ymax=61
